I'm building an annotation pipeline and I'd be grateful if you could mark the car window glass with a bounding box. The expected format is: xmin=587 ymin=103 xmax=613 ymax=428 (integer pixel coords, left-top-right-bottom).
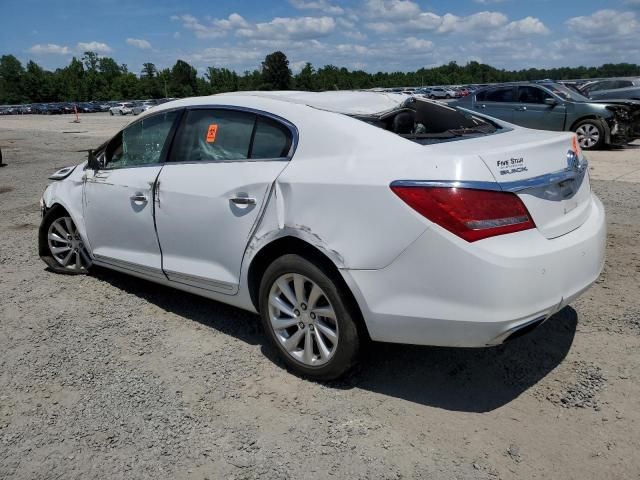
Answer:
xmin=478 ymin=87 xmax=514 ymax=102
xmin=105 ymin=110 xmax=179 ymax=168
xmin=171 ymin=109 xmax=255 ymax=162
xmin=616 ymin=80 xmax=633 ymax=88
xmin=517 ymin=86 xmax=551 ymax=104
xmin=250 ymin=117 xmax=292 ymax=159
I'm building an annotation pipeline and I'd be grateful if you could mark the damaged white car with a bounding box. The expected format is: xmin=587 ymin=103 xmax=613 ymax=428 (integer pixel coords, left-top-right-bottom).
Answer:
xmin=39 ymin=91 xmax=606 ymax=379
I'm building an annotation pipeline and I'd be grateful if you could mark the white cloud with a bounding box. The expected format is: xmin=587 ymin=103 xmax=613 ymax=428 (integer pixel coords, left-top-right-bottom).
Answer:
xmin=473 ymin=0 xmax=506 ymax=4
xmin=77 ymin=41 xmax=112 ymax=54
xmin=171 ymin=13 xmax=249 ymax=38
xmin=289 ymin=0 xmax=344 ymax=15
xmin=237 ymin=16 xmax=336 ymax=40
xmin=404 ymin=37 xmax=434 ymax=50
xmin=363 ymin=0 xmax=421 ymax=20
xmin=566 ymin=9 xmax=638 ymax=37
xmin=126 ymin=38 xmax=152 ymax=49
xmin=28 ymin=43 xmax=71 ymax=55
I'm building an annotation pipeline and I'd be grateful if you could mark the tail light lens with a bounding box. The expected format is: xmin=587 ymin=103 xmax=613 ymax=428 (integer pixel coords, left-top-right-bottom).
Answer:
xmin=391 ymin=186 xmax=535 ymax=242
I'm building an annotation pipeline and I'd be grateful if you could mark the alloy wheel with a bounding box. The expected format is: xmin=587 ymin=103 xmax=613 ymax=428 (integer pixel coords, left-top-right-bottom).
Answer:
xmin=576 ymin=123 xmax=600 ymax=149
xmin=268 ymin=273 xmax=339 ymax=367
xmin=47 ymin=216 xmax=92 ymax=272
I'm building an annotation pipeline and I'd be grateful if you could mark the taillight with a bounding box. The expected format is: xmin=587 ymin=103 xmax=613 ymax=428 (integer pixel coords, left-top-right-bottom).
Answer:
xmin=391 ymin=186 xmax=535 ymax=242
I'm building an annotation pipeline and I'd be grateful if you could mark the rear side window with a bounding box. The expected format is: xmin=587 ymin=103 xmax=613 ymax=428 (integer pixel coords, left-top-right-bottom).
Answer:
xmin=170 ymin=109 xmax=293 ymax=162
xmin=172 ymin=109 xmax=255 ymax=162
xmin=251 ymin=117 xmax=292 ymax=159
xmin=477 ymin=87 xmax=514 ymax=102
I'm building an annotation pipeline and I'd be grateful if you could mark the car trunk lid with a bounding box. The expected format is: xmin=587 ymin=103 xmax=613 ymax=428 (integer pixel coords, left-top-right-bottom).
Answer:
xmin=474 ymin=129 xmax=591 ymax=239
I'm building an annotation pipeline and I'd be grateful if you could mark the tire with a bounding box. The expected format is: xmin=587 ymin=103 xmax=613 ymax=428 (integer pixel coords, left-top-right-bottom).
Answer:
xmin=258 ymin=254 xmax=360 ymax=380
xmin=39 ymin=209 xmax=92 ymax=275
xmin=574 ymin=119 xmax=605 ymax=150
xmin=110 ymin=111 xmax=114 ymax=116
xmin=445 ymin=94 xmax=451 ymax=99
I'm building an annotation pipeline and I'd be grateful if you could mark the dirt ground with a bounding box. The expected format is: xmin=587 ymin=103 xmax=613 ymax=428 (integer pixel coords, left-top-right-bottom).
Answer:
xmin=1 ymin=113 xmax=639 ymax=480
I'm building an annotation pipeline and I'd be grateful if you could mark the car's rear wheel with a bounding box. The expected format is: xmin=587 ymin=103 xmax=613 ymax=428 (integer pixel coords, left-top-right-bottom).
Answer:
xmin=574 ymin=119 xmax=605 ymax=150
xmin=259 ymin=254 xmax=360 ymax=380
xmin=110 ymin=111 xmax=114 ymax=116
xmin=41 ymin=212 xmax=91 ymax=274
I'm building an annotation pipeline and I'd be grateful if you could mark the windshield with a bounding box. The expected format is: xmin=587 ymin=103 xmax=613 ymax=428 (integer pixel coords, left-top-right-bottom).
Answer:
xmin=542 ymin=83 xmax=590 ymax=102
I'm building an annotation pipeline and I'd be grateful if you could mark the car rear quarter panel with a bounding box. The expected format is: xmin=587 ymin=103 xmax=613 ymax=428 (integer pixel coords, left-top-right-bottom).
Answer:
xmin=247 ymin=108 xmax=497 ymax=271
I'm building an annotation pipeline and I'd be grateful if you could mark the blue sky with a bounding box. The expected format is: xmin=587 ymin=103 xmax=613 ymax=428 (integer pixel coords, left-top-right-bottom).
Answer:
xmin=1 ymin=0 xmax=639 ymax=74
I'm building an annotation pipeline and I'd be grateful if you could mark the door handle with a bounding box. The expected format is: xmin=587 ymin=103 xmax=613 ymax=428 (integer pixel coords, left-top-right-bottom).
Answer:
xmin=515 ymin=106 xmax=527 ymax=111
xmin=130 ymin=193 xmax=148 ymax=203
xmin=230 ymin=196 xmax=256 ymax=205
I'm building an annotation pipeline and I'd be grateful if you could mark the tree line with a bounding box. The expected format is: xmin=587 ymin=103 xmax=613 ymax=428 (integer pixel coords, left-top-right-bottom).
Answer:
xmin=1 ymin=49 xmax=640 ymax=104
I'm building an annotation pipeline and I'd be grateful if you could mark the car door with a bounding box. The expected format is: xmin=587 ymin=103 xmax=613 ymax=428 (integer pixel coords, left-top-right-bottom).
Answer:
xmin=473 ymin=86 xmax=516 ymax=123
xmin=155 ymin=107 xmax=294 ymax=294
xmin=83 ymin=109 xmax=182 ymax=279
xmin=512 ymin=85 xmax=566 ymax=131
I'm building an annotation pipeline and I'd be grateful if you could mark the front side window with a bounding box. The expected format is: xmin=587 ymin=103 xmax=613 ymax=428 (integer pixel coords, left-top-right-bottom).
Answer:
xmin=170 ymin=109 xmax=293 ymax=162
xmin=517 ymin=86 xmax=551 ymax=104
xmin=105 ymin=110 xmax=180 ymax=168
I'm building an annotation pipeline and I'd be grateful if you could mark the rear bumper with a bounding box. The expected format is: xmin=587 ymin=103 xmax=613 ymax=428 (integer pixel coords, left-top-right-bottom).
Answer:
xmin=343 ymin=193 xmax=606 ymax=347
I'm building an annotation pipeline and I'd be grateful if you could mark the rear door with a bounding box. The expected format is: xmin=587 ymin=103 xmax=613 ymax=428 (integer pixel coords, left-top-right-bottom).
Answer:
xmin=155 ymin=107 xmax=294 ymax=294
xmin=513 ymin=86 xmax=566 ymax=130
xmin=473 ymin=86 xmax=516 ymax=123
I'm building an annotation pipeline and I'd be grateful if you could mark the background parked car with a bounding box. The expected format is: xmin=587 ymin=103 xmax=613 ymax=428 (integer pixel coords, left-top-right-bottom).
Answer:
xmin=455 ymin=82 xmax=640 ymax=149
xmin=428 ymin=87 xmax=457 ymax=99
xmin=579 ymin=78 xmax=640 ymax=101
xmin=132 ymin=100 xmax=157 ymax=115
xmin=109 ymin=102 xmax=134 ymax=115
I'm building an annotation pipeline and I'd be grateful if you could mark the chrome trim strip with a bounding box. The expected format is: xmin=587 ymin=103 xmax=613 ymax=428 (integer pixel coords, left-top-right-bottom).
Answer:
xmin=391 ymin=179 xmax=502 ymax=191
xmin=391 ymin=160 xmax=588 ymax=193
xmin=164 ymin=270 xmax=236 ymax=293
xmin=93 ymin=254 xmax=167 ymax=281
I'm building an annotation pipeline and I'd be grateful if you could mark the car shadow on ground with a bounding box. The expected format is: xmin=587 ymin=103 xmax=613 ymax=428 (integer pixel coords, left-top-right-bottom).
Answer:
xmin=90 ymin=266 xmax=577 ymax=413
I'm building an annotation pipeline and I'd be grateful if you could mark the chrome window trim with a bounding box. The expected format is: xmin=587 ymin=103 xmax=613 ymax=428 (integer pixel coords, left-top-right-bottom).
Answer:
xmin=391 ymin=160 xmax=588 ymax=193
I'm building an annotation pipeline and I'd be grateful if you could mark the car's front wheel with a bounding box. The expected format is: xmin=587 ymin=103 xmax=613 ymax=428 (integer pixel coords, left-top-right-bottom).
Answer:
xmin=259 ymin=254 xmax=360 ymax=380
xmin=574 ymin=119 xmax=605 ymax=150
xmin=41 ymin=211 xmax=92 ymax=274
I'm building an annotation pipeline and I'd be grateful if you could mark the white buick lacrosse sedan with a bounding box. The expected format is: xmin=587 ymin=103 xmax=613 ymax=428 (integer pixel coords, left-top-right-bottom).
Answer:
xmin=39 ymin=91 xmax=606 ymax=379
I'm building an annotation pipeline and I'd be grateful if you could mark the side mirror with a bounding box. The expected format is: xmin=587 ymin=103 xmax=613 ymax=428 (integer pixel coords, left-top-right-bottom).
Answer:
xmin=87 ymin=149 xmax=102 ymax=170
xmin=544 ymin=98 xmax=558 ymax=106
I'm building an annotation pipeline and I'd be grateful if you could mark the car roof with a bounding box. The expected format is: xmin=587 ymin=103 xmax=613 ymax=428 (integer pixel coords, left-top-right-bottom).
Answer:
xmin=154 ymin=90 xmax=407 ymax=117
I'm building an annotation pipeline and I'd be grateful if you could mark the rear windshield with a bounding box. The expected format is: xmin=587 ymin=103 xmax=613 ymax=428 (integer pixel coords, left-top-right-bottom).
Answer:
xmin=351 ymin=97 xmax=500 ymax=145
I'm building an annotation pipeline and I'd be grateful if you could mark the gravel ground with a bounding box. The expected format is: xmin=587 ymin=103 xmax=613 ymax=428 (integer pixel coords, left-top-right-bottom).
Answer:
xmin=1 ymin=114 xmax=639 ymax=479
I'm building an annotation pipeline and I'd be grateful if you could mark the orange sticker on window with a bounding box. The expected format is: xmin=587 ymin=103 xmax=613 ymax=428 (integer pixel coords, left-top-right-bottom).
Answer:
xmin=206 ymin=124 xmax=218 ymax=143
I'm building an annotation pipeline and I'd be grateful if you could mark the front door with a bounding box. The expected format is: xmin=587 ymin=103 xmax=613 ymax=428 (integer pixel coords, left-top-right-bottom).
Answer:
xmin=83 ymin=109 xmax=181 ymax=279
xmin=513 ymin=86 xmax=566 ymax=130
xmin=155 ymin=108 xmax=294 ymax=294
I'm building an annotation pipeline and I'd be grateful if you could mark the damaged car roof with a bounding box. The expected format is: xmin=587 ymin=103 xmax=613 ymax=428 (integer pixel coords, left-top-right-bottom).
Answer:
xmin=217 ymin=90 xmax=408 ymax=116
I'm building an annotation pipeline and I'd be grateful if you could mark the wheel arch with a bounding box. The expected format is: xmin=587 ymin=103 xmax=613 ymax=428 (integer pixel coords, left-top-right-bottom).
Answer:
xmin=569 ymin=115 xmax=611 ymax=145
xmin=38 ymin=203 xmax=70 ymax=256
xmin=247 ymin=235 xmax=370 ymax=340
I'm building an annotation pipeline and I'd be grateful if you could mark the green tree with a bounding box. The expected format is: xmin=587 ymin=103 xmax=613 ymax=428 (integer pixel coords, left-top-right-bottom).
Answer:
xmin=294 ymin=62 xmax=315 ymax=91
xmin=169 ymin=59 xmax=198 ymax=97
xmin=261 ymin=51 xmax=291 ymax=90
xmin=0 ymin=55 xmax=25 ymax=103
